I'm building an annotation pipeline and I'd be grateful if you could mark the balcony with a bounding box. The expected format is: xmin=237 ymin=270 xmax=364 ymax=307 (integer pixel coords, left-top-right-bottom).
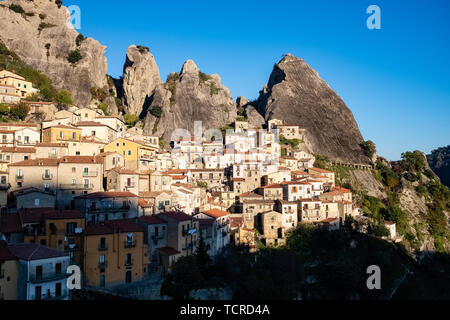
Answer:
xmin=98 ymin=261 xmax=108 ymax=269
xmin=30 ymin=272 xmax=68 ymax=283
xmin=98 ymin=244 xmax=108 ymax=251
xmin=48 ymin=153 xmax=58 ymax=159
xmin=88 ymin=205 xmax=130 ymax=213
xmin=124 ymin=240 xmax=136 ymax=249
xmin=42 ymin=174 xmax=53 ymax=180
xmin=16 ymin=175 xmax=24 ymax=182
xmin=124 ymin=183 xmax=136 ymax=189
xmin=182 ymin=228 xmax=197 ymax=236
xmin=151 ymin=233 xmax=165 ymax=242
xmin=64 ymin=244 xmax=78 ymax=252
xmin=41 ymin=293 xmax=68 ymax=301
xmin=83 ymin=171 xmax=98 ymax=177
xmin=60 ymin=183 xmax=94 ymax=190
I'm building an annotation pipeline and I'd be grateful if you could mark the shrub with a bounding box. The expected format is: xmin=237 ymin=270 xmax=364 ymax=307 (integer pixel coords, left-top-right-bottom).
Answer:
xmin=38 ymin=22 xmax=57 ymax=33
xmin=210 ymin=82 xmax=220 ymax=96
xmin=75 ymin=34 xmax=86 ymax=47
xmin=166 ymin=72 xmax=180 ymax=82
xmin=149 ymin=105 xmax=163 ymax=118
xmin=9 ymin=103 xmax=30 ymax=120
xmin=280 ymin=135 xmax=300 ymax=150
xmin=39 ymin=13 xmax=47 ymax=20
xmin=136 ymin=45 xmax=149 ymax=53
xmin=9 ymin=4 xmax=25 ymax=14
xmin=55 ymin=0 xmax=63 ymax=9
xmin=98 ymin=103 xmax=109 ymax=116
xmin=199 ymin=71 xmax=211 ymax=83
xmin=401 ymin=151 xmax=426 ymax=173
xmin=124 ymin=114 xmax=139 ymax=128
xmin=196 ymin=181 xmax=208 ymax=189
xmin=0 ymin=104 xmax=9 ymax=115
xmin=67 ymin=50 xmax=82 ymax=64
xmin=55 ymin=90 xmax=73 ymax=106
xmin=361 ymin=140 xmax=376 ymax=158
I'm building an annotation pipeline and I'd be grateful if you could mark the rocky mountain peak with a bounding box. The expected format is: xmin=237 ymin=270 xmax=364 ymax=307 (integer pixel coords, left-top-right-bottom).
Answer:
xmin=257 ymin=53 xmax=368 ymax=163
xmin=181 ymin=60 xmax=200 ymax=75
xmin=121 ymin=45 xmax=161 ymax=115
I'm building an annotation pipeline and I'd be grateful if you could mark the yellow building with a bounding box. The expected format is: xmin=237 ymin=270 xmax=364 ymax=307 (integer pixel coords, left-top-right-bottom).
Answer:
xmin=0 ymin=243 xmax=19 ymax=300
xmin=104 ymin=138 xmax=157 ymax=170
xmin=83 ymin=219 xmax=149 ymax=287
xmin=42 ymin=125 xmax=82 ymax=144
xmin=0 ymin=70 xmax=33 ymax=98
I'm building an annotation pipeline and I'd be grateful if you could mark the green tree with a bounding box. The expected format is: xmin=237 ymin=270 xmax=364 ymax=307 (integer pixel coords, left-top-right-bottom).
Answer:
xmin=0 ymin=104 xmax=9 ymax=116
xmin=196 ymin=233 xmax=211 ymax=270
xmin=67 ymin=50 xmax=82 ymax=64
xmin=361 ymin=140 xmax=376 ymax=158
xmin=401 ymin=151 xmax=426 ymax=173
xmin=55 ymin=90 xmax=73 ymax=106
xmin=124 ymin=114 xmax=139 ymax=128
xmin=9 ymin=103 xmax=30 ymax=120
xmin=149 ymin=105 xmax=163 ymax=118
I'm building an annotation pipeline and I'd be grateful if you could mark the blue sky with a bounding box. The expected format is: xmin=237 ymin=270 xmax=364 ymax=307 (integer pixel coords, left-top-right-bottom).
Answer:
xmin=65 ymin=0 xmax=450 ymax=161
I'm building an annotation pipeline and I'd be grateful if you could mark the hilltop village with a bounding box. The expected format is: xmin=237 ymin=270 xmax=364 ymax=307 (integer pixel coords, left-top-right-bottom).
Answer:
xmin=0 ymin=70 xmax=398 ymax=300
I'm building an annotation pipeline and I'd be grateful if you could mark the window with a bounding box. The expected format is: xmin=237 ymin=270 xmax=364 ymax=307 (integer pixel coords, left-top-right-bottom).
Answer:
xmin=34 ymin=198 xmax=40 ymax=206
xmin=60 ymin=131 xmax=64 ymax=139
xmin=35 ymin=286 xmax=42 ymax=300
xmin=91 ymin=131 xmax=96 ymax=136
xmin=66 ymin=222 xmax=76 ymax=234
xmin=126 ymin=253 xmax=132 ymax=266
xmin=55 ymin=283 xmax=62 ymax=297
xmin=55 ymin=263 xmax=62 ymax=275
xmin=99 ymin=237 xmax=106 ymax=250
xmin=72 ymin=132 xmax=76 ymax=140
xmin=128 ymin=150 xmax=131 ymax=156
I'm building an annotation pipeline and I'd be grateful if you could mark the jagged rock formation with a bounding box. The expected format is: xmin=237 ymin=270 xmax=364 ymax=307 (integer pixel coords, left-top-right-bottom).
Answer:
xmin=256 ymin=53 xmax=369 ymax=163
xmin=143 ymin=60 xmax=237 ymax=143
xmin=121 ymin=45 xmax=161 ymax=115
xmin=0 ymin=0 xmax=113 ymax=111
xmin=427 ymin=146 xmax=450 ymax=187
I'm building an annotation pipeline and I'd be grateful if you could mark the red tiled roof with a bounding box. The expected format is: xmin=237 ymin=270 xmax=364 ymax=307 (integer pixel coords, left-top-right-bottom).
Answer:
xmin=8 ymin=158 xmax=59 ymax=167
xmin=309 ymin=167 xmax=333 ymax=174
xmin=138 ymin=199 xmax=154 ymax=208
xmin=44 ymin=124 xmax=81 ymax=130
xmin=157 ymin=246 xmax=180 ymax=256
xmin=260 ymin=183 xmax=282 ymax=189
xmin=138 ymin=216 xmax=167 ymax=225
xmin=19 ymin=208 xmax=83 ymax=223
xmin=85 ymin=219 xmax=144 ymax=236
xmin=158 ymin=211 xmax=196 ymax=222
xmin=0 ymin=147 xmax=36 ymax=153
xmin=0 ymin=213 xmax=23 ymax=234
xmin=35 ymin=143 xmax=68 ymax=148
xmin=202 ymin=208 xmax=230 ymax=219
xmin=8 ymin=243 xmax=68 ymax=261
xmin=0 ymin=242 xmax=17 ymax=262
xmin=77 ymin=191 xmax=138 ymax=199
xmin=59 ymin=156 xmax=103 ymax=164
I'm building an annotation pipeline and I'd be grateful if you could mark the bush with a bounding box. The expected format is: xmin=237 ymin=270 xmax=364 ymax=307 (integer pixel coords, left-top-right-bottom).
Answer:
xmin=0 ymin=104 xmax=9 ymax=115
xmin=9 ymin=103 xmax=30 ymax=120
xmin=75 ymin=34 xmax=86 ymax=47
xmin=55 ymin=0 xmax=63 ymax=8
xmin=149 ymin=105 xmax=163 ymax=118
xmin=67 ymin=50 xmax=82 ymax=64
xmin=124 ymin=114 xmax=139 ymax=128
xmin=361 ymin=140 xmax=376 ymax=159
xmin=136 ymin=45 xmax=149 ymax=53
xmin=98 ymin=103 xmax=109 ymax=116
xmin=9 ymin=4 xmax=25 ymax=14
xmin=39 ymin=13 xmax=47 ymax=20
xmin=38 ymin=22 xmax=57 ymax=33
xmin=401 ymin=151 xmax=426 ymax=173
xmin=55 ymin=90 xmax=73 ymax=106
xmin=196 ymin=181 xmax=208 ymax=189
xmin=280 ymin=135 xmax=301 ymax=150
xmin=199 ymin=71 xmax=211 ymax=83
xmin=210 ymin=83 xmax=220 ymax=96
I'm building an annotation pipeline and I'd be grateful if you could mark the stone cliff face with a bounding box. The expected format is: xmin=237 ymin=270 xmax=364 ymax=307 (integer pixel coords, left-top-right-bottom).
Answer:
xmin=256 ymin=53 xmax=369 ymax=163
xmin=427 ymin=146 xmax=450 ymax=187
xmin=0 ymin=0 xmax=111 ymax=109
xmin=121 ymin=45 xmax=161 ymax=116
xmin=143 ymin=60 xmax=237 ymax=143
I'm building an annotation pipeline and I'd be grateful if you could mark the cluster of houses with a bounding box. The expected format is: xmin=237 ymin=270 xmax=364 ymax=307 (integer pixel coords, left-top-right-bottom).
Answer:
xmin=0 ymin=70 xmax=397 ymax=300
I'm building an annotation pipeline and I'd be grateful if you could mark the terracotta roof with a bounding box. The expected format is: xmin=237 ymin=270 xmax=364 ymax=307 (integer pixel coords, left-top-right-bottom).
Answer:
xmin=76 ymin=191 xmax=138 ymax=199
xmin=0 ymin=122 xmax=37 ymax=128
xmin=44 ymin=125 xmax=81 ymax=130
xmin=76 ymin=121 xmax=116 ymax=131
xmin=166 ymin=169 xmax=189 ymax=175
xmin=35 ymin=143 xmax=68 ymax=148
xmin=230 ymin=217 xmax=243 ymax=228
xmin=0 ymin=147 xmax=36 ymax=153
xmin=171 ymin=175 xmax=187 ymax=180
xmin=85 ymin=219 xmax=144 ymax=236
xmin=0 ymin=242 xmax=17 ymax=262
xmin=8 ymin=158 xmax=59 ymax=167
xmin=331 ymin=186 xmax=352 ymax=193
xmin=138 ymin=199 xmax=154 ymax=208
xmin=202 ymin=208 xmax=230 ymax=219
xmin=59 ymin=156 xmax=103 ymax=164
xmin=319 ymin=218 xmax=340 ymax=224
xmin=0 ymin=130 xmax=15 ymax=134
xmin=157 ymin=246 xmax=180 ymax=256
xmin=292 ymin=171 xmax=308 ymax=175
xmin=138 ymin=216 xmax=167 ymax=225
xmin=8 ymin=243 xmax=68 ymax=261
xmin=232 ymin=178 xmax=245 ymax=182
xmin=139 ymin=191 xmax=171 ymax=198
xmin=260 ymin=183 xmax=282 ymax=189
xmin=309 ymin=167 xmax=333 ymax=174
xmin=21 ymin=100 xmax=52 ymax=105
xmin=237 ymin=192 xmax=262 ymax=199
xmin=158 ymin=211 xmax=196 ymax=222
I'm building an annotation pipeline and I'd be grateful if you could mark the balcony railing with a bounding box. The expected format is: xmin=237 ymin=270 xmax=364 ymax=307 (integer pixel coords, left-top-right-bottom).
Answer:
xmin=48 ymin=153 xmax=57 ymax=159
xmin=88 ymin=205 xmax=130 ymax=213
xmin=16 ymin=175 xmax=24 ymax=182
xmin=83 ymin=171 xmax=98 ymax=177
xmin=182 ymin=228 xmax=197 ymax=236
xmin=151 ymin=233 xmax=165 ymax=241
xmin=30 ymin=272 xmax=68 ymax=283
xmin=60 ymin=183 xmax=94 ymax=190
xmin=98 ymin=261 xmax=107 ymax=269
xmin=98 ymin=244 xmax=108 ymax=251
xmin=42 ymin=174 xmax=53 ymax=180
xmin=41 ymin=293 xmax=68 ymax=301
xmin=125 ymin=183 xmax=136 ymax=189
xmin=124 ymin=240 xmax=136 ymax=248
